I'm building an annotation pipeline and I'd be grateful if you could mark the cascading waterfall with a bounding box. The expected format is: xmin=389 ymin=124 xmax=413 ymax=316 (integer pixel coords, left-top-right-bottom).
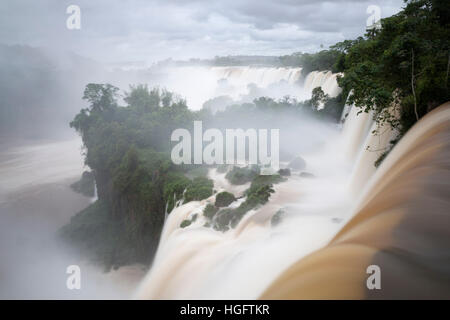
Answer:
xmin=134 ymin=93 xmax=357 ymax=300
xmin=261 ymin=102 xmax=450 ymax=299
xmin=91 ymin=181 xmax=98 ymax=203
xmin=303 ymin=71 xmax=342 ymax=98
xmin=133 ymin=71 xmax=425 ymax=300
xmin=339 ymin=103 xmax=375 ymax=162
xmin=160 ymin=66 xmax=341 ymax=109
xmin=211 ymin=66 xmax=303 ymax=88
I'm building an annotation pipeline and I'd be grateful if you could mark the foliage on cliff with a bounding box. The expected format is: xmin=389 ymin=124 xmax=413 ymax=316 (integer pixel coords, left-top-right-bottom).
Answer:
xmin=64 ymin=84 xmax=205 ymax=269
xmin=336 ymin=0 xmax=449 ymax=135
xmin=70 ymin=171 xmax=95 ymax=197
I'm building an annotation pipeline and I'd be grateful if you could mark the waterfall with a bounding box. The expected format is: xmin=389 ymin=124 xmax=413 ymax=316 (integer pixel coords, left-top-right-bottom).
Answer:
xmin=134 ymin=118 xmax=352 ymax=299
xmin=340 ymin=103 xmax=375 ymax=162
xmin=159 ymin=66 xmax=340 ymax=110
xmin=91 ymin=181 xmax=98 ymax=203
xmin=348 ymin=118 xmax=397 ymax=195
xmin=261 ymin=102 xmax=450 ymax=299
xmin=133 ymin=83 xmax=352 ymax=299
xmin=303 ymin=71 xmax=342 ymax=98
xmin=134 ymin=100 xmax=450 ymax=299
xmin=211 ymin=66 xmax=303 ymax=88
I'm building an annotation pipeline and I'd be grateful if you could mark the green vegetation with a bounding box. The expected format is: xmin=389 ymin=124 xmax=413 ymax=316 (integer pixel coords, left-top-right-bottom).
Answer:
xmin=203 ymin=203 xmax=219 ymax=219
xmin=280 ymin=50 xmax=342 ymax=75
xmin=281 ymin=0 xmax=449 ymax=154
xmin=64 ymin=82 xmax=305 ymax=267
xmin=205 ymin=174 xmax=285 ymax=231
xmin=335 ymin=0 xmax=449 ymax=137
xmin=215 ymin=191 xmax=236 ymax=207
xmin=225 ymin=165 xmax=260 ymax=185
xmin=61 ymin=201 xmax=142 ymax=270
xmin=70 ymin=171 xmax=95 ymax=197
xmin=63 ymin=84 xmax=203 ymax=268
xmin=184 ymin=177 xmax=214 ymax=203
xmin=180 ymin=213 xmax=198 ymax=228
xmin=283 ymin=0 xmax=449 ymax=164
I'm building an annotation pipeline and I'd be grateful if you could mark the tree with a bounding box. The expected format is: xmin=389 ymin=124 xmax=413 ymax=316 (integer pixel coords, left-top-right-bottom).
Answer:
xmin=83 ymin=83 xmax=119 ymax=112
xmin=309 ymin=87 xmax=329 ymax=110
xmin=124 ymin=84 xmax=160 ymax=112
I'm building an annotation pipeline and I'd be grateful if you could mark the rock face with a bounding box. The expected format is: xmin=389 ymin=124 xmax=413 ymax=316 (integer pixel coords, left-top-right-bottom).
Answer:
xmin=288 ymin=157 xmax=306 ymax=170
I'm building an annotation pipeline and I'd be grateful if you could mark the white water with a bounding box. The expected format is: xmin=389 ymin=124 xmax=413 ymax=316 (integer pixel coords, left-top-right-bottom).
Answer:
xmin=134 ymin=89 xmax=396 ymax=299
xmin=157 ymin=66 xmax=341 ymax=110
xmin=135 ymin=100 xmax=382 ymax=299
xmin=303 ymin=71 xmax=342 ymax=98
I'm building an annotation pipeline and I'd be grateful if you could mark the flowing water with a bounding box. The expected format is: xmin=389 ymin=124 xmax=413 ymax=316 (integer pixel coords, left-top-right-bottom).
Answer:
xmin=135 ymin=92 xmax=368 ymax=299
xmin=4 ymin=66 xmax=445 ymax=299
xmin=261 ymin=102 xmax=450 ymax=299
xmin=136 ymin=97 xmax=450 ymax=299
xmin=0 ymin=138 xmax=144 ymax=299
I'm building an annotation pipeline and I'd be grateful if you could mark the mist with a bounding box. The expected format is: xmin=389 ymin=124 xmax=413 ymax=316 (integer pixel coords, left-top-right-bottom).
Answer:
xmin=0 ymin=43 xmax=343 ymax=298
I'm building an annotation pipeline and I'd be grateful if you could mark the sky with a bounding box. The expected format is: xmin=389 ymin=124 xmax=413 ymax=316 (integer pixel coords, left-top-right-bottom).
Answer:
xmin=0 ymin=0 xmax=405 ymax=66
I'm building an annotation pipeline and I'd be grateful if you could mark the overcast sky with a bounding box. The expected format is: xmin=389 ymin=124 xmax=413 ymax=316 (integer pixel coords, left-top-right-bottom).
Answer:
xmin=0 ymin=0 xmax=405 ymax=66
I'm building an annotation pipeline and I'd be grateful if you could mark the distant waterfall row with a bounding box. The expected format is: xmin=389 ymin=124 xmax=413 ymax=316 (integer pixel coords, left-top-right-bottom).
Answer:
xmin=209 ymin=66 xmax=342 ymax=99
xmin=161 ymin=66 xmax=342 ymax=109
xmin=210 ymin=66 xmax=303 ymax=88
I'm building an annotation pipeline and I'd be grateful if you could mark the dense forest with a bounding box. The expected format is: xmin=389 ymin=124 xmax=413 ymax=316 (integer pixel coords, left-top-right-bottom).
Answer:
xmin=283 ymin=0 xmax=449 ymax=136
xmin=62 ymin=0 xmax=449 ymax=269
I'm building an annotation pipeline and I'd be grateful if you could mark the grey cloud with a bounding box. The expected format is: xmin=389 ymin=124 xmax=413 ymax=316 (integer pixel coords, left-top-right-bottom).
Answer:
xmin=0 ymin=0 xmax=405 ymax=64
